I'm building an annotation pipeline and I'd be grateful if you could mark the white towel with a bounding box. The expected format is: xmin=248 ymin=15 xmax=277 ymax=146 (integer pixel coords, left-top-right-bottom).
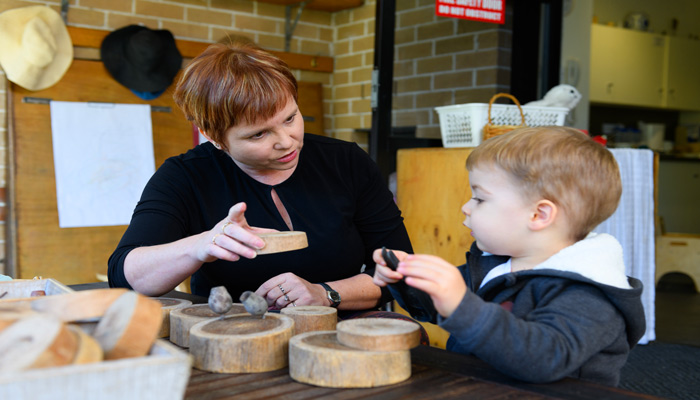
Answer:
xmin=594 ymin=148 xmax=656 ymax=344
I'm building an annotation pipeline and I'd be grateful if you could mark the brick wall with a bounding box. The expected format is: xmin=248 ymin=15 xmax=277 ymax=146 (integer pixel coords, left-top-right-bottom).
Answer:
xmin=394 ymin=1 xmax=512 ymax=138
xmin=0 ymin=0 xmax=510 ymax=277
xmin=0 ymin=0 xmax=342 ymax=277
xmin=329 ymin=0 xmax=376 ymax=144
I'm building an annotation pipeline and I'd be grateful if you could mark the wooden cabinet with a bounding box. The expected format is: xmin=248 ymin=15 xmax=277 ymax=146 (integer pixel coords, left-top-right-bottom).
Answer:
xmin=590 ymin=24 xmax=665 ymax=108
xmin=397 ymin=148 xmax=475 ymax=267
xmin=395 ymin=147 xmax=476 ymax=348
xmin=590 ymin=24 xmax=700 ymax=111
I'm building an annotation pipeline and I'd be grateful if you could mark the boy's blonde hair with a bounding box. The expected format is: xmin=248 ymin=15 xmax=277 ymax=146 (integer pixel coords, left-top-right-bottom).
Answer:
xmin=466 ymin=126 xmax=621 ymax=241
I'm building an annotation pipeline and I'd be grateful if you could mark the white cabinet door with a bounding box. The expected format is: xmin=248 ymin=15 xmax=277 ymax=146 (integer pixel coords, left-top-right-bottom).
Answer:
xmin=665 ymin=36 xmax=700 ymax=111
xmin=590 ymin=25 xmax=665 ymax=108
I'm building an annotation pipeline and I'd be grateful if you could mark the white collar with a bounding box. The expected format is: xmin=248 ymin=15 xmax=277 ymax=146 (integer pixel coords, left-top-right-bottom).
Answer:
xmin=534 ymin=233 xmax=631 ymax=289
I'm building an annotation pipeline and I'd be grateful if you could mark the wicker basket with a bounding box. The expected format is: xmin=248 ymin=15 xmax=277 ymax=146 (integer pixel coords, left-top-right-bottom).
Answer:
xmin=483 ymin=93 xmax=526 ymax=140
xmin=435 ymin=96 xmax=569 ymax=148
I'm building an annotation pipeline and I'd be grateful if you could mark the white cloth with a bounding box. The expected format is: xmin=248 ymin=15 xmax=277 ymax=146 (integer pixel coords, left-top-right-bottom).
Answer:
xmin=594 ymin=148 xmax=656 ymax=344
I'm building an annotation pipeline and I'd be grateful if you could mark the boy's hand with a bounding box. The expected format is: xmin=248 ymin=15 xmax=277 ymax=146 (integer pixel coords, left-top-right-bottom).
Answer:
xmin=372 ymin=248 xmax=408 ymax=287
xmin=397 ymin=254 xmax=467 ymax=318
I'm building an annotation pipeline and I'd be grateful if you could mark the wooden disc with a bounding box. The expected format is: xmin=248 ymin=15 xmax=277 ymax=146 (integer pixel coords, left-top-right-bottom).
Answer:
xmin=71 ymin=320 xmax=99 ymax=336
xmin=257 ymin=231 xmax=308 ymax=255
xmin=67 ymin=324 xmax=104 ymax=364
xmin=0 ymin=315 xmax=78 ymax=372
xmin=0 ymin=308 xmax=38 ymax=331
xmin=189 ymin=313 xmax=294 ymax=373
xmin=154 ymin=297 xmax=193 ymax=338
xmin=169 ymin=303 xmax=247 ymax=348
xmin=92 ymin=291 xmax=162 ymax=360
xmin=289 ymin=331 xmax=411 ymax=388
xmin=281 ymin=306 xmax=337 ymax=335
xmin=30 ymin=288 xmax=129 ymax=321
xmin=336 ymin=318 xmax=421 ymax=351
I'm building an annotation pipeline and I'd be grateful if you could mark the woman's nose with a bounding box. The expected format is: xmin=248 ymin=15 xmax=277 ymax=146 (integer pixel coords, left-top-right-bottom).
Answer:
xmin=274 ymin=130 xmax=295 ymax=149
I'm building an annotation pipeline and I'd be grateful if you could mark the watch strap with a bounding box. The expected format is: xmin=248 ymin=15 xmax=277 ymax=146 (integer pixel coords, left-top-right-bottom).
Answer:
xmin=318 ymin=282 xmax=341 ymax=307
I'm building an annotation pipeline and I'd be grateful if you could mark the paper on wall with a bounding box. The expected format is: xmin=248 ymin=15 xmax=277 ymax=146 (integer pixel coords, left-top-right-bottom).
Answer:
xmin=50 ymin=101 xmax=155 ymax=228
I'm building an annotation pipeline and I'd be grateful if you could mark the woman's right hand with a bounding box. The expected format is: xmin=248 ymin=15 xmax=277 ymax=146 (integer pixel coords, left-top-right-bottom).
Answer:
xmin=198 ymin=202 xmax=278 ymax=263
xmin=371 ymin=248 xmax=408 ymax=287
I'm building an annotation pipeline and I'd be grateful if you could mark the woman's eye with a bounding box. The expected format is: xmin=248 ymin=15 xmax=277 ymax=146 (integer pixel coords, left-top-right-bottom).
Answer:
xmin=285 ymin=114 xmax=296 ymax=123
xmin=251 ymin=131 xmax=266 ymax=139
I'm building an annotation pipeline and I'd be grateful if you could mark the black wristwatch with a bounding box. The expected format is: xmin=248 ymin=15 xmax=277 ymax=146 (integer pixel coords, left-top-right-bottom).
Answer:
xmin=318 ymin=282 xmax=341 ymax=308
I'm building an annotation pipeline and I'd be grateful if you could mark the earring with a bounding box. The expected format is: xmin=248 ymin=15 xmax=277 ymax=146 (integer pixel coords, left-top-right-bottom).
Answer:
xmin=212 ymin=142 xmax=221 ymax=149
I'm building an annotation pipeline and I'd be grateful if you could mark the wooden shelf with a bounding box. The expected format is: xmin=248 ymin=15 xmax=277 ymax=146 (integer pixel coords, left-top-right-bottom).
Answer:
xmin=67 ymin=26 xmax=333 ymax=73
xmin=256 ymin=0 xmax=364 ymax=12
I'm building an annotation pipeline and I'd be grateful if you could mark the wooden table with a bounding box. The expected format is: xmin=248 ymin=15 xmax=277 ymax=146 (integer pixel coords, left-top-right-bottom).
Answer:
xmin=70 ymin=283 xmax=658 ymax=399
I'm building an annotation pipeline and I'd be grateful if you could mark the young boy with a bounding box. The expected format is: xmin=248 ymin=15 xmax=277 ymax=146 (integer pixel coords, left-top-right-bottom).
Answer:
xmin=374 ymin=126 xmax=646 ymax=386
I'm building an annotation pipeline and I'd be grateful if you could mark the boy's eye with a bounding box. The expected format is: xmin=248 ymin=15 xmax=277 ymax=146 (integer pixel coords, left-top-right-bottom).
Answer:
xmin=471 ymin=197 xmax=483 ymax=204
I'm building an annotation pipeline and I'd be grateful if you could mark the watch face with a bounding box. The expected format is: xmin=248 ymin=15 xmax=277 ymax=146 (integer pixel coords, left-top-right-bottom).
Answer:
xmin=328 ymin=291 xmax=341 ymax=303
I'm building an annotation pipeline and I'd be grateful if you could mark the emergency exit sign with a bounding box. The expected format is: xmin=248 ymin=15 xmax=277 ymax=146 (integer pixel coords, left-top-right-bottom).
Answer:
xmin=436 ymin=0 xmax=505 ymax=24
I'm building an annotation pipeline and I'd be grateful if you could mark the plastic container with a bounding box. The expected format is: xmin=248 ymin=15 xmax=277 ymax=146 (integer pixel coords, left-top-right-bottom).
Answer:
xmin=435 ymin=103 xmax=569 ymax=148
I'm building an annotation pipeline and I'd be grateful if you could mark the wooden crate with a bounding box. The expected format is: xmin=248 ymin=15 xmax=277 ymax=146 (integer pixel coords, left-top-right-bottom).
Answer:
xmin=0 ymin=278 xmax=73 ymax=307
xmin=0 ymin=339 xmax=192 ymax=399
xmin=0 ymin=280 xmax=192 ymax=399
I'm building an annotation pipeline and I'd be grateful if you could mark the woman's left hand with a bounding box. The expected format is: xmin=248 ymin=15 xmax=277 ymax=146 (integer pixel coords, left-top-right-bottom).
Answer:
xmin=255 ymin=272 xmax=328 ymax=310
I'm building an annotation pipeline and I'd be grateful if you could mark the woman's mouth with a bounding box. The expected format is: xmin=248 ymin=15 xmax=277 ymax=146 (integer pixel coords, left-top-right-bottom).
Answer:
xmin=277 ymin=150 xmax=297 ymax=163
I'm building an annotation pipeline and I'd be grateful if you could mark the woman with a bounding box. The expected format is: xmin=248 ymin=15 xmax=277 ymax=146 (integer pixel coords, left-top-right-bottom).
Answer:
xmin=108 ymin=42 xmax=413 ymax=313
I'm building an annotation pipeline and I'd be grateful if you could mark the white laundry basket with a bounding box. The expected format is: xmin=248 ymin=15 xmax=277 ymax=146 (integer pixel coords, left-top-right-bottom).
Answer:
xmin=435 ymin=102 xmax=569 ymax=148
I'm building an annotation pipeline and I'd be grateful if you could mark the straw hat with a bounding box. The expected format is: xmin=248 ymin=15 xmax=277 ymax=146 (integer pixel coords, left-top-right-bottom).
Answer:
xmin=0 ymin=6 xmax=73 ymax=91
xmin=101 ymin=25 xmax=182 ymax=94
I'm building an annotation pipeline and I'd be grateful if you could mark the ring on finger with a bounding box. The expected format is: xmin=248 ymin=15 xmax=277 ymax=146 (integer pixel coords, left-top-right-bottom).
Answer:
xmin=292 ymin=301 xmax=297 ymax=307
xmin=221 ymin=221 xmax=233 ymax=234
xmin=277 ymin=284 xmax=285 ymax=294
xmin=284 ymin=294 xmax=290 ymax=302
xmin=212 ymin=233 xmax=222 ymax=245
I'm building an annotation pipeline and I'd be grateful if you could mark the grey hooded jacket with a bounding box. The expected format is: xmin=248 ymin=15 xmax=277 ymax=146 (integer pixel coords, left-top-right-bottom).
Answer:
xmin=390 ymin=233 xmax=646 ymax=386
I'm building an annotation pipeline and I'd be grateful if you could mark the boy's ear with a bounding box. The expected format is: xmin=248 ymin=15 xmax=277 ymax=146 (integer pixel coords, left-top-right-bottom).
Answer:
xmin=529 ymin=200 xmax=557 ymax=231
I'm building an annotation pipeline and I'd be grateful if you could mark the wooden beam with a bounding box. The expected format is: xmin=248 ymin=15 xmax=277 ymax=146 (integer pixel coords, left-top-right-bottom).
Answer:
xmin=67 ymin=26 xmax=333 ymax=73
xmin=256 ymin=0 xmax=364 ymax=12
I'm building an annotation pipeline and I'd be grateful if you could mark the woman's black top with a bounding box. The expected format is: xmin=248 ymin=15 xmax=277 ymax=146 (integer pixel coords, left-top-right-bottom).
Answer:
xmin=108 ymin=134 xmax=413 ymax=302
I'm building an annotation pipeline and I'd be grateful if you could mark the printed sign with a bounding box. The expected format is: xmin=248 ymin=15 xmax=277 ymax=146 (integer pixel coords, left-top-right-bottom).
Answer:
xmin=436 ymin=0 xmax=505 ymax=24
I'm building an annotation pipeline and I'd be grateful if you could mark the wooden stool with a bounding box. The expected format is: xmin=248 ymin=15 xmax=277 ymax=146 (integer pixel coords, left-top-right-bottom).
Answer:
xmin=656 ymin=234 xmax=700 ymax=291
